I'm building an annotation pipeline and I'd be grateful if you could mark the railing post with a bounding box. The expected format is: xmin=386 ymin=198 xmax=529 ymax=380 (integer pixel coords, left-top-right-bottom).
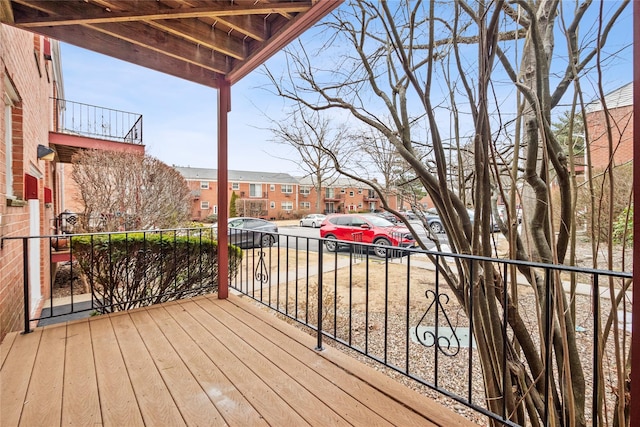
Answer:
xmin=22 ymin=237 xmax=31 ymax=334
xmin=315 ymin=240 xmax=323 ymax=351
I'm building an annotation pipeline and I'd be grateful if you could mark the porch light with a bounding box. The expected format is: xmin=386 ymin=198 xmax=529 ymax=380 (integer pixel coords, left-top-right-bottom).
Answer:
xmin=37 ymin=144 xmax=55 ymax=161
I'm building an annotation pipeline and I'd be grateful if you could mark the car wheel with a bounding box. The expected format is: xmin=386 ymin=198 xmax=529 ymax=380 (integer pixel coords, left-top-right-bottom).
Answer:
xmin=373 ymin=238 xmax=391 ymax=258
xmin=430 ymin=221 xmax=444 ymax=234
xmin=311 ymin=222 xmax=316 ymax=228
xmin=324 ymin=235 xmax=338 ymax=252
xmin=260 ymin=234 xmax=274 ymax=247
xmin=300 ymin=221 xmax=304 ymax=227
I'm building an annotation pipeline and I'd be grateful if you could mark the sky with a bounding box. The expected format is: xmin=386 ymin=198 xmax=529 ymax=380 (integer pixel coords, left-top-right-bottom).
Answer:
xmin=58 ymin=2 xmax=634 ymax=176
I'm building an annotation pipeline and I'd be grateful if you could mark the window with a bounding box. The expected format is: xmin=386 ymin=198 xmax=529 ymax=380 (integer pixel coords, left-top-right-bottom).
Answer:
xmin=325 ymin=188 xmax=335 ymax=198
xmin=270 ymin=184 xmax=275 ymax=191
xmin=300 ymin=186 xmax=310 ymax=195
xmin=4 ymin=94 xmax=13 ymax=198
xmin=281 ymin=184 xmax=293 ymax=193
xmin=4 ymin=78 xmax=20 ymax=199
xmin=358 ymin=188 xmax=363 ymax=194
xmin=300 ymin=202 xmax=310 ymax=209
xmin=281 ymin=201 xmax=293 ymax=211
xmin=340 ymin=188 xmax=346 ymax=194
xmin=200 ymin=181 xmax=209 ymax=189
xmin=349 ymin=191 xmax=354 ymax=197
xmin=250 ymin=183 xmax=262 ymax=198
xmin=231 ymin=182 xmax=240 ymax=190
xmin=270 ymin=202 xmax=275 ymax=209
xmin=200 ymin=201 xmax=209 ymax=209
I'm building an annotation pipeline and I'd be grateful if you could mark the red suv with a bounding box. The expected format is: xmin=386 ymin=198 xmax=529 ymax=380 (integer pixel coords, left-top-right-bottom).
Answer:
xmin=319 ymin=213 xmax=416 ymax=257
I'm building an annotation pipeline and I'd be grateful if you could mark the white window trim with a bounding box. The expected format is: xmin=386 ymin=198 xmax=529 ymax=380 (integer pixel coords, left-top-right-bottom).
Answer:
xmin=281 ymin=184 xmax=293 ymax=194
xmin=200 ymin=181 xmax=209 ymax=189
xmin=250 ymin=183 xmax=263 ymax=198
xmin=281 ymin=201 xmax=293 ymax=211
xmin=231 ymin=182 xmax=240 ymax=190
xmin=270 ymin=201 xmax=275 ymax=209
xmin=201 ymin=201 xmax=210 ymax=209
xmin=4 ymin=80 xmax=19 ymax=199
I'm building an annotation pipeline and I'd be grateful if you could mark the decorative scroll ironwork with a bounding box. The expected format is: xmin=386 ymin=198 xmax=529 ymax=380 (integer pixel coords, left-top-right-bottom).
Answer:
xmin=415 ymin=289 xmax=461 ymax=356
xmin=255 ymin=251 xmax=268 ymax=284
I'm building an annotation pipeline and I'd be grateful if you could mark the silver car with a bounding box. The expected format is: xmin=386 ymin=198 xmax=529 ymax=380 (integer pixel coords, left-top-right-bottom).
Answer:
xmin=299 ymin=214 xmax=326 ymax=228
xmin=227 ymin=217 xmax=278 ymax=248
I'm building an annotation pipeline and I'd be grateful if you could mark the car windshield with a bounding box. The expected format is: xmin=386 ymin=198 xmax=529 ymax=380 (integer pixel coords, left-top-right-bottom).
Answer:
xmin=364 ymin=215 xmax=395 ymax=227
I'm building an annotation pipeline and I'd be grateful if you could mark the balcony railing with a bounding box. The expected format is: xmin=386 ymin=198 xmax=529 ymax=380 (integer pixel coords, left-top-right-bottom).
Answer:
xmin=53 ymin=98 xmax=143 ymax=144
xmin=6 ymin=228 xmax=632 ymax=426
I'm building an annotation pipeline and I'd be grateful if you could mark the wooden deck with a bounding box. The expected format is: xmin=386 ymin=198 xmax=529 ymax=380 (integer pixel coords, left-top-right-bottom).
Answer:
xmin=1 ymin=294 xmax=477 ymax=426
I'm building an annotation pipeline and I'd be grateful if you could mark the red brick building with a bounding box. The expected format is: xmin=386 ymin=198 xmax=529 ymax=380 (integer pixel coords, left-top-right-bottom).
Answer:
xmin=0 ymin=25 xmax=62 ymax=340
xmin=585 ymin=82 xmax=633 ymax=170
xmin=178 ymin=167 xmax=405 ymax=220
xmin=177 ymin=167 xmax=303 ymax=220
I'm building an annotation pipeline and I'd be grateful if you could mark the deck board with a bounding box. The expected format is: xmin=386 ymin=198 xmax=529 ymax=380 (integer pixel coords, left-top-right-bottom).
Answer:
xmin=128 ymin=307 xmax=226 ymax=426
xmin=61 ymin=321 xmax=101 ymax=426
xmin=110 ymin=312 xmax=187 ymax=426
xmin=1 ymin=328 xmax=42 ymax=427
xmin=89 ymin=315 xmax=145 ymax=426
xmin=19 ymin=325 xmax=66 ymax=426
xmin=163 ymin=301 xmax=311 ymax=426
xmin=0 ymin=294 xmax=478 ymax=427
xmin=148 ymin=304 xmax=268 ymax=427
xmin=210 ymin=297 xmax=439 ymax=427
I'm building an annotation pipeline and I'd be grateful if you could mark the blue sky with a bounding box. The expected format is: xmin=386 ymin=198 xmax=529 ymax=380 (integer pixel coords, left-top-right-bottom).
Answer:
xmin=59 ymin=2 xmax=634 ymax=175
xmin=60 ymin=43 xmax=300 ymax=173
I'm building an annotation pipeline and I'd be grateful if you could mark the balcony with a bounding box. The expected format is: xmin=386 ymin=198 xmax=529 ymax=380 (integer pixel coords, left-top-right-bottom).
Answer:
xmin=0 ymin=230 xmax=632 ymax=426
xmin=324 ymin=193 xmax=343 ymax=202
xmin=50 ymin=98 xmax=145 ymax=163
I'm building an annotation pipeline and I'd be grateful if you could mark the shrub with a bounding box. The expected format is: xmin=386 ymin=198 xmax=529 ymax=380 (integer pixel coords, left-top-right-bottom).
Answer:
xmin=70 ymin=231 xmax=242 ymax=313
xmin=612 ymin=205 xmax=633 ymax=244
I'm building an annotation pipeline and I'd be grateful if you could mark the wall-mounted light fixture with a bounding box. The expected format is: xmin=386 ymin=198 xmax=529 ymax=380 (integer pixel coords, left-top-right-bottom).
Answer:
xmin=37 ymin=144 xmax=55 ymax=161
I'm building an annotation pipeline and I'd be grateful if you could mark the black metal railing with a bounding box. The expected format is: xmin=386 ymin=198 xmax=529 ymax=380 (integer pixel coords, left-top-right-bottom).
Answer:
xmin=53 ymin=98 xmax=143 ymax=144
xmin=3 ymin=227 xmax=225 ymax=329
xmin=228 ymin=231 xmax=632 ymax=427
xmin=5 ymin=227 xmax=632 ymax=426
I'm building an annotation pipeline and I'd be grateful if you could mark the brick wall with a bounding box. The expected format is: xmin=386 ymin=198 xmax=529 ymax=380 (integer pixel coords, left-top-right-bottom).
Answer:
xmin=586 ymin=105 xmax=634 ymax=170
xmin=1 ymin=25 xmax=57 ymax=341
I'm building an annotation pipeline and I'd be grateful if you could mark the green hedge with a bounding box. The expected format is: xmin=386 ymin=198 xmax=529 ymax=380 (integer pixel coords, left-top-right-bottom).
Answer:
xmin=70 ymin=231 xmax=242 ymax=313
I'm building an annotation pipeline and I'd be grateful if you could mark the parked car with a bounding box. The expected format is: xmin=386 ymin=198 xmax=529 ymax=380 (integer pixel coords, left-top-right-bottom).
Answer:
xmin=319 ymin=213 xmax=416 ymax=257
xmin=225 ymin=217 xmax=278 ymax=248
xmin=375 ymin=211 xmax=401 ymax=224
xmin=299 ymin=214 xmax=326 ymax=228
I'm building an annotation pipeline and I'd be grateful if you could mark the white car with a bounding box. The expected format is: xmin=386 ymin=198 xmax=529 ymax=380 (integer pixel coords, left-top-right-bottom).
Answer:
xmin=299 ymin=214 xmax=326 ymax=228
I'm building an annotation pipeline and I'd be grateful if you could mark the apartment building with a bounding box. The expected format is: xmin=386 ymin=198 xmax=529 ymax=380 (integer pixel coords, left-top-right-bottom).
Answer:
xmin=585 ymin=82 xmax=633 ymax=170
xmin=176 ymin=167 xmax=301 ymax=220
xmin=177 ymin=167 xmax=408 ymax=220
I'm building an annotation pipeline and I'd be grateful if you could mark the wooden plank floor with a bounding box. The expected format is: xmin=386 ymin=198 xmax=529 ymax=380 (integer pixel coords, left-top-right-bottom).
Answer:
xmin=1 ymin=294 xmax=478 ymax=427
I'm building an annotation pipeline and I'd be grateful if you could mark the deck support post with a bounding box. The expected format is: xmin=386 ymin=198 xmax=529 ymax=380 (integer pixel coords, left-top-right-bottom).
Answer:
xmin=217 ymin=79 xmax=231 ymax=299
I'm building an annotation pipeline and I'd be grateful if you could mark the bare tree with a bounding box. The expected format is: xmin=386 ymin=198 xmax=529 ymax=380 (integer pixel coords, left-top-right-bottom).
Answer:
xmin=264 ymin=1 xmax=631 ymax=425
xmin=268 ymin=107 xmax=345 ymax=213
xmin=71 ymin=150 xmax=191 ymax=231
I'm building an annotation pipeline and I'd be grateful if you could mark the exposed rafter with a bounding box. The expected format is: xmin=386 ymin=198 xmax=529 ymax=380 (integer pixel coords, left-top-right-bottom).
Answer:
xmin=2 ymin=0 xmax=341 ymax=88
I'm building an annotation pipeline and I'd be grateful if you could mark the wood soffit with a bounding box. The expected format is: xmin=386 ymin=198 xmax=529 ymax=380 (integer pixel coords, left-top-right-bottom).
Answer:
xmin=0 ymin=0 xmax=341 ymax=88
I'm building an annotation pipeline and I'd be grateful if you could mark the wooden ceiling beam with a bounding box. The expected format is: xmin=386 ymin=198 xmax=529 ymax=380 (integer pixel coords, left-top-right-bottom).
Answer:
xmin=177 ymin=0 xmax=268 ymax=42
xmin=15 ymin=1 xmax=312 ymax=28
xmin=0 ymin=0 xmax=14 ymax=22
xmin=145 ymin=18 xmax=247 ymax=61
xmin=29 ymin=24 xmax=223 ymax=88
xmin=88 ymin=20 xmax=232 ymax=74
